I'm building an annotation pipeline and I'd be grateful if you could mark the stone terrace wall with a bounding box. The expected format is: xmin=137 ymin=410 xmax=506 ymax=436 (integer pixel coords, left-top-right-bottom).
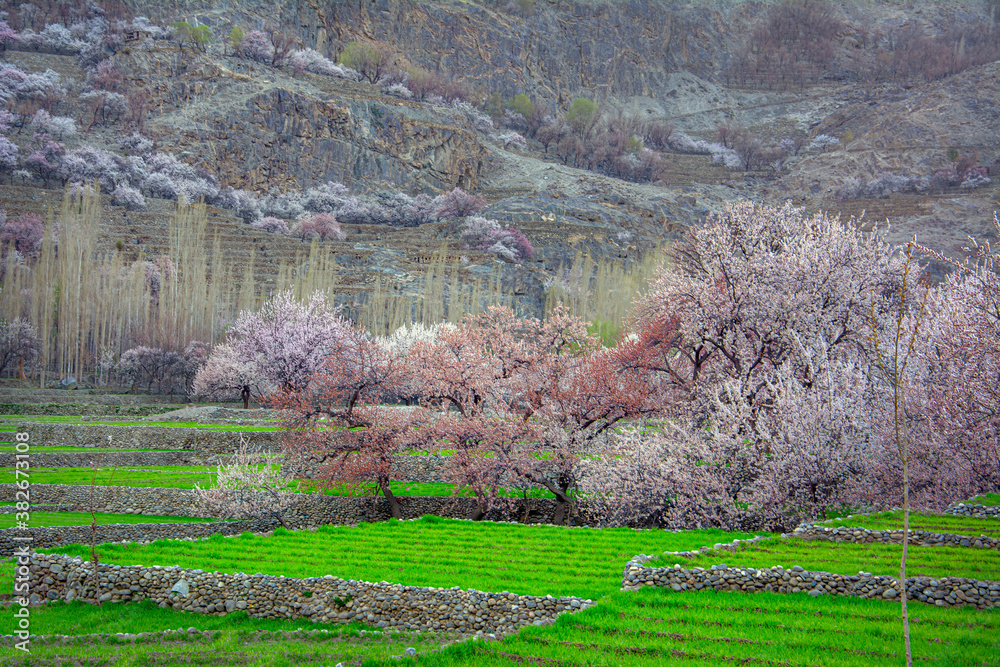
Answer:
xmin=946 ymin=503 xmax=1000 ymax=519
xmin=27 ymin=553 xmax=592 ymax=635
xmin=0 ymin=484 xmax=572 ymax=527
xmin=0 ymin=450 xmax=210 ymax=468
xmin=18 ymin=423 xmax=281 ymax=453
xmin=285 ymin=453 xmax=453 ymax=484
xmin=0 ymin=519 xmax=272 ymax=557
xmin=621 ymin=556 xmax=1000 ymax=609
xmin=795 ymin=524 xmax=1000 ymax=550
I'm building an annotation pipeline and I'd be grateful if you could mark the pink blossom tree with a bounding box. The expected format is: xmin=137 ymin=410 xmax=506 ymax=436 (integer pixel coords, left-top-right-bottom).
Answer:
xmin=292 ymin=213 xmax=344 ymax=241
xmin=0 ymin=20 xmax=20 ymax=55
xmin=434 ymin=187 xmax=486 ymax=218
xmin=273 ymin=325 xmax=420 ymax=519
xmin=1 ymin=211 xmax=44 ymax=258
xmin=192 ymin=343 xmax=271 ymax=406
xmin=227 ymin=290 xmax=349 ymax=394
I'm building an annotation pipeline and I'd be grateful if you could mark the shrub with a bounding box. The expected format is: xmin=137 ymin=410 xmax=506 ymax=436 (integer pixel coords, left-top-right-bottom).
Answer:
xmin=0 ymin=211 xmax=44 ymax=258
xmin=338 ymin=41 xmax=392 ymax=84
xmin=292 ymin=213 xmax=344 ymax=241
xmin=434 ymin=187 xmax=486 ymax=218
xmin=288 ymin=48 xmax=359 ymax=80
xmin=239 ymin=30 xmax=273 ymax=62
xmin=111 ymin=183 xmax=146 ymax=210
xmin=252 ymin=216 xmax=289 ymax=234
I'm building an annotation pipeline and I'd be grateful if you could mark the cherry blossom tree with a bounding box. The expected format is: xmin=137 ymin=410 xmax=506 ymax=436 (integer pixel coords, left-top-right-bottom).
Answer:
xmin=192 ymin=343 xmax=270 ymax=406
xmin=273 ymin=325 xmax=419 ymax=519
xmin=434 ymin=187 xmax=486 ymax=218
xmin=227 ymin=290 xmax=349 ymax=393
xmin=193 ymin=435 xmax=298 ymax=528
xmin=1 ymin=211 xmax=43 ymax=257
xmin=0 ymin=318 xmax=38 ymax=377
xmin=604 ymin=202 xmax=911 ymax=528
xmin=292 ymin=213 xmax=344 ymax=241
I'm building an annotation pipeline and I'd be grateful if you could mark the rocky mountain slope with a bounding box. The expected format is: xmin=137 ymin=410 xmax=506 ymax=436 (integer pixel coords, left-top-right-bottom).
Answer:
xmin=1 ymin=0 xmax=997 ymax=323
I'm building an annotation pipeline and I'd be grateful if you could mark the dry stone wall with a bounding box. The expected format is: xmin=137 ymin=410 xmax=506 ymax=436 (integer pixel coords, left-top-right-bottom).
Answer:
xmin=0 ymin=450 xmax=207 ymax=468
xmin=18 ymin=423 xmax=281 ymax=453
xmin=26 ymin=553 xmax=592 ymax=636
xmin=621 ymin=556 xmax=1000 ymax=609
xmin=0 ymin=520 xmax=272 ymax=557
xmin=946 ymin=503 xmax=1000 ymax=519
xmin=794 ymin=523 xmax=1000 ymax=550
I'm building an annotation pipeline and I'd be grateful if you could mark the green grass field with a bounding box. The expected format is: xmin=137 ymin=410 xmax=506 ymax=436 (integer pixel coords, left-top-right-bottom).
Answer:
xmin=817 ymin=510 xmax=1000 ymax=538
xmin=666 ymin=536 xmax=1000 ymax=581
xmin=0 ymin=600 xmax=449 ymax=666
xmin=0 ymin=511 xmax=221 ymax=529
xmin=41 ymin=517 xmax=769 ymax=599
xmin=2 ymin=466 xmax=558 ymax=498
xmin=366 ymin=588 xmax=1000 ymax=667
xmin=967 ymin=493 xmax=1000 ymax=506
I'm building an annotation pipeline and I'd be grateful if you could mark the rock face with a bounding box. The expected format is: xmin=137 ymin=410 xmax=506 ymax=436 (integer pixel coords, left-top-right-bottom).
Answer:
xmin=128 ymin=47 xmax=488 ymax=193
xmin=28 ymin=553 xmax=593 ymax=636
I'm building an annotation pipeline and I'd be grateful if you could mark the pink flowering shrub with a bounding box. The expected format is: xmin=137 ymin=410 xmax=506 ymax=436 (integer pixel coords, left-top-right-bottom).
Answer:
xmin=251 ymin=216 xmax=289 ymax=234
xmin=0 ymin=211 xmax=44 ymax=258
xmin=292 ymin=213 xmax=344 ymax=241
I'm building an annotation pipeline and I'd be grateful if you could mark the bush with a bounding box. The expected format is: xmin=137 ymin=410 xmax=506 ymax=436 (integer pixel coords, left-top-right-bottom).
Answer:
xmin=338 ymin=42 xmax=391 ymax=84
xmin=292 ymin=213 xmax=344 ymax=241
xmin=252 ymin=216 xmax=289 ymax=234
xmin=0 ymin=211 xmax=44 ymax=258
xmin=434 ymin=187 xmax=486 ymax=218
xmin=111 ymin=183 xmax=146 ymax=210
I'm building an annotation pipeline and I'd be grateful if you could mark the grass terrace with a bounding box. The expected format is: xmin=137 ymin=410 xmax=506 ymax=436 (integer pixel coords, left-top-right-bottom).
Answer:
xmin=0 ymin=600 xmax=448 ymax=666
xmin=817 ymin=511 xmax=1000 ymax=539
xmin=42 ymin=517 xmax=772 ymax=599
xmin=2 ymin=466 xmax=561 ymax=498
xmin=666 ymin=536 xmax=1000 ymax=582
xmin=967 ymin=493 xmax=1000 ymax=506
xmin=368 ymin=588 xmax=1000 ymax=667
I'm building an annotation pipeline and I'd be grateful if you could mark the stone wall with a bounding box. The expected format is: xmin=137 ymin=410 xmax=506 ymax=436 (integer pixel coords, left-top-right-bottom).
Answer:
xmin=946 ymin=503 xmax=1000 ymax=519
xmin=0 ymin=484 xmax=573 ymax=527
xmin=25 ymin=552 xmax=592 ymax=636
xmin=0 ymin=519 xmax=273 ymax=557
xmin=17 ymin=423 xmax=281 ymax=453
xmin=621 ymin=556 xmax=1000 ymax=609
xmin=794 ymin=524 xmax=1000 ymax=550
xmin=285 ymin=453 xmax=453 ymax=484
xmin=0 ymin=450 xmax=209 ymax=468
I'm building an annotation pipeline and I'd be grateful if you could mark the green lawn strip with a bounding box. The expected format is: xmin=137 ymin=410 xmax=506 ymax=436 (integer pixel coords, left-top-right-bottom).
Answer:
xmin=0 ymin=511 xmax=222 ymax=529
xmin=0 ymin=602 xmax=447 ymax=667
xmin=40 ymin=519 xmax=767 ymax=599
xmin=817 ymin=511 xmax=1000 ymax=539
xmin=664 ymin=537 xmax=1000 ymax=581
xmin=5 ymin=467 xmax=557 ymax=498
xmin=368 ymin=589 xmax=1000 ymax=667
xmin=966 ymin=493 xmax=1000 ymax=506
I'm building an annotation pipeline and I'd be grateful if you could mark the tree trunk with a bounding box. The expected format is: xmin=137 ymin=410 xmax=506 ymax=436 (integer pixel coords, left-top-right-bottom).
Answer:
xmin=901 ymin=452 xmax=912 ymax=667
xmin=16 ymin=356 xmax=25 ymax=379
xmin=380 ymin=481 xmax=403 ymax=519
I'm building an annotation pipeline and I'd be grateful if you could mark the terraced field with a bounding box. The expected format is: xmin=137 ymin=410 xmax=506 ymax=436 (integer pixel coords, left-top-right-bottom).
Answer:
xmin=371 ymin=588 xmax=1000 ymax=667
xmin=667 ymin=536 xmax=1000 ymax=581
xmin=43 ymin=518 xmax=769 ymax=599
xmin=818 ymin=511 xmax=1000 ymax=538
